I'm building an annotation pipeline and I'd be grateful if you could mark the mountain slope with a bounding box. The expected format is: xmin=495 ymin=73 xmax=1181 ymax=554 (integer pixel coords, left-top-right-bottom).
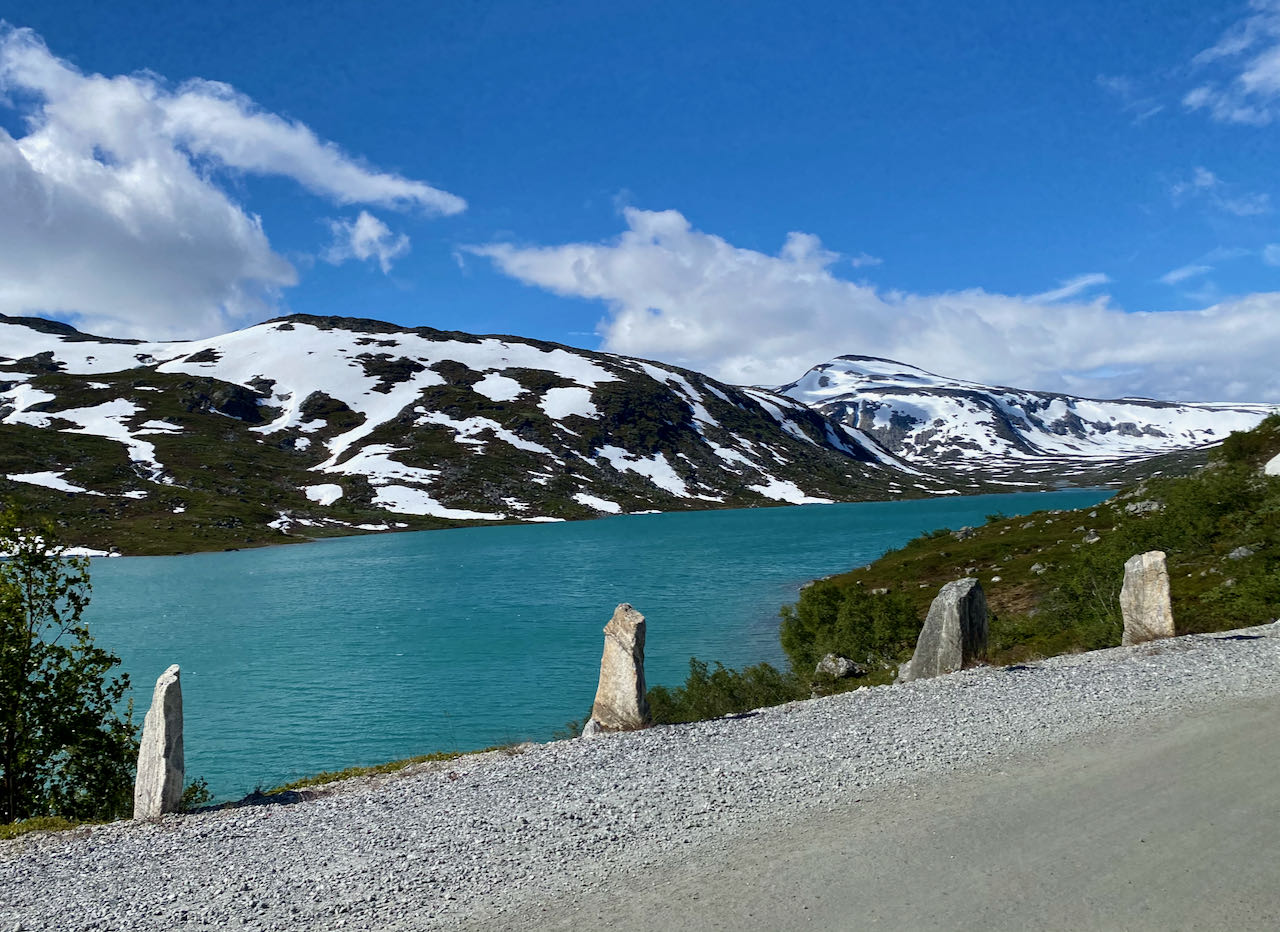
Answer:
xmin=780 ymin=355 xmax=1275 ymax=486
xmin=0 ymin=315 xmax=928 ymax=554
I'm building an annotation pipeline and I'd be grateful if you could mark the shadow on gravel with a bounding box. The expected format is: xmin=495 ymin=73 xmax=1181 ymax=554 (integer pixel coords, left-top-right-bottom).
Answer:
xmin=1002 ymin=664 xmax=1036 ymax=673
xmin=188 ymin=789 xmax=315 ymax=815
xmin=1214 ymin=634 xmax=1265 ymax=641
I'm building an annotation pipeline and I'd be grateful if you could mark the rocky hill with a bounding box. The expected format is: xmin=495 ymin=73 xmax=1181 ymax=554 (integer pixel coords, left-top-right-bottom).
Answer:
xmin=0 ymin=314 xmax=927 ymax=553
xmin=2 ymin=315 xmax=1274 ymax=554
xmin=780 ymin=355 xmax=1274 ymax=487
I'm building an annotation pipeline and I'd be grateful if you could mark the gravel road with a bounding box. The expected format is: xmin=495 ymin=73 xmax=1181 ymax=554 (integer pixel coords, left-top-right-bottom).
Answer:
xmin=4 ymin=624 xmax=1279 ymax=931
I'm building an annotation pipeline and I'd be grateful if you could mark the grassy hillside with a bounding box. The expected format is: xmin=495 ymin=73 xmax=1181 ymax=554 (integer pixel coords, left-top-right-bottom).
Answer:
xmin=650 ymin=414 xmax=1280 ymax=722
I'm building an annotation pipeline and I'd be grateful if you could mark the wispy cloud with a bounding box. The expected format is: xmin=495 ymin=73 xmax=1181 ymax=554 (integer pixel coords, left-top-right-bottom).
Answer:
xmin=1184 ymin=0 xmax=1280 ymax=125
xmin=324 ymin=211 xmax=411 ymax=273
xmin=1159 ymin=263 xmax=1214 ymax=285
xmin=0 ymin=26 xmax=464 ymax=338
xmin=1028 ymin=273 xmax=1111 ymax=304
xmin=1096 ymin=74 xmax=1165 ymax=122
xmin=849 ymin=252 xmax=883 ymax=269
xmin=472 ymin=208 xmax=1280 ymax=401
xmin=1170 ymin=166 xmax=1271 ymax=216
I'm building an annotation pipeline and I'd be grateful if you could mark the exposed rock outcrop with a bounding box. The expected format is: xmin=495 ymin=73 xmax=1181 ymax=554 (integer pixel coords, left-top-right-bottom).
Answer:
xmin=583 ymin=604 xmax=650 ymax=735
xmin=896 ymin=578 xmax=988 ymax=684
xmin=815 ymin=654 xmax=865 ymax=678
xmin=1120 ymin=551 xmax=1175 ymax=646
xmin=133 ymin=665 xmax=184 ymax=820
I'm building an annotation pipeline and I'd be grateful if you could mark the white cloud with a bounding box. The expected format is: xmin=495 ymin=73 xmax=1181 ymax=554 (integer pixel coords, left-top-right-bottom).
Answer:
xmin=472 ymin=207 xmax=1280 ymax=402
xmin=1028 ymin=273 xmax=1110 ymax=303
xmin=849 ymin=252 xmax=883 ymax=268
xmin=1096 ymin=74 xmax=1164 ymax=122
xmin=0 ymin=26 xmax=464 ymax=338
xmin=324 ymin=211 xmax=410 ymax=273
xmin=1170 ymin=166 xmax=1271 ymax=216
xmin=1184 ymin=1 xmax=1280 ymax=125
xmin=1264 ymin=243 xmax=1280 ymax=265
xmin=1159 ymin=263 xmax=1213 ymax=285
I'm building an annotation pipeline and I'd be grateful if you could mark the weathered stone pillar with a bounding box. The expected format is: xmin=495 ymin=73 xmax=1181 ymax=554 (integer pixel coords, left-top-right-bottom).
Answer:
xmin=583 ymin=604 xmax=650 ymax=736
xmin=896 ymin=578 xmax=988 ymax=684
xmin=133 ymin=664 xmax=184 ymax=819
xmin=1120 ymin=551 xmax=1175 ymax=646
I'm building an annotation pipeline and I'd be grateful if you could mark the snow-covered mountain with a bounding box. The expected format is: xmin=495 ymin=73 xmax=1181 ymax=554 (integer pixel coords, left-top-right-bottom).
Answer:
xmin=0 ymin=315 xmax=931 ymax=553
xmin=780 ymin=355 xmax=1275 ymax=483
xmin=4 ymin=315 xmax=1273 ymax=554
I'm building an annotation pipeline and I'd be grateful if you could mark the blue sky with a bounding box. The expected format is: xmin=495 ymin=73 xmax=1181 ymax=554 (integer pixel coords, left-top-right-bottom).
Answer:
xmin=2 ymin=1 xmax=1280 ymax=400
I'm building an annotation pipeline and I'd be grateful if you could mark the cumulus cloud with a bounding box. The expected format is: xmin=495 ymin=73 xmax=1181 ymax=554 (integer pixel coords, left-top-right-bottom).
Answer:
xmin=1184 ymin=1 xmax=1280 ymax=125
xmin=471 ymin=208 xmax=1280 ymax=402
xmin=0 ymin=26 xmax=464 ymax=338
xmin=324 ymin=211 xmax=411 ymax=273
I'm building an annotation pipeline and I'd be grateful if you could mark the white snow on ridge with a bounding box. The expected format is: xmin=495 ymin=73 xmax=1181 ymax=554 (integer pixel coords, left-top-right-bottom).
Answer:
xmin=634 ymin=363 xmax=720 ymax=427
xmin=472 ymin=372 xmax=525 ymax=402
xmin=747 ymin=477 xmax=832 ymax=504
xmin=52 ymin=400 xmax=166 ymax=479
xmin=783 ymin=356 xmax=1278 ymax=464
xmin=573 ymin=492 xmax=622 ymax=514
xmin=372 ymin=484 xmax=506 ymax=520
xmin=321 ymin=444 xmax=440 ymax=484
xmin=540 ymin=386 xmax=598 ymax=420
xmin=0 ymin=385 xmax=58 ymax=427
xmin=415 ymin=411 xmax=556 ymax=456
xmin=594 ymin=445 xmax=692 ymax=497
xmin=743 ymin=389 xmax=817 ymax=445
xmin=304 ymin=484 xmax=345 ymax=506
xmin=6 ymin=471 xmax=92 ymax=494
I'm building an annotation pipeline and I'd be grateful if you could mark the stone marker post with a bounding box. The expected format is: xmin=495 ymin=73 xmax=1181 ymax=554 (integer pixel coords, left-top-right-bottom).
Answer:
xmin=583 ymin=604 xmax=650 ymax=736
xmin=896 ymin=578 xmax=988 ymax=684
xmin=1120 ymin=551 xmax=1175 ymax=646
xmin=133 ymin=664 xmax=184 ymax=819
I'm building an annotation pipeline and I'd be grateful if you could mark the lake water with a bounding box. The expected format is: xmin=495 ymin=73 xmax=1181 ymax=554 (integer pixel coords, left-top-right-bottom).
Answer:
xmin=85 ymin=489 xmax=1111 ymax=799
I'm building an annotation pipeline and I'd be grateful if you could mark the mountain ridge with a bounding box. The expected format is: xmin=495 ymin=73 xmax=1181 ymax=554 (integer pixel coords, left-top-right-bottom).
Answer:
xmin=1 ymin=313 xmax=1274 ymax=554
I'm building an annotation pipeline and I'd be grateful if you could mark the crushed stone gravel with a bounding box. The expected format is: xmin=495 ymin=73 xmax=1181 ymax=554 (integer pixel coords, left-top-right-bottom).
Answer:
xmin=4 ymin=624 xmax=1279 ymax=931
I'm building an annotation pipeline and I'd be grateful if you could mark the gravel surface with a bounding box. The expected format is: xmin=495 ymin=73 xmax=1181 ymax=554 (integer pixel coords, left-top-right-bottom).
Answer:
xmin=5 ymin=624 xmax=1279 ymax=931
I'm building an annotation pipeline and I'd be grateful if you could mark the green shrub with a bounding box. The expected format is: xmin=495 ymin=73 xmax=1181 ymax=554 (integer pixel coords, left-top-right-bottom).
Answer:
xmin=648 ymin=659 xmax=802 ymax=725
xmin=779 ymin=582 xmax=919 ymax=673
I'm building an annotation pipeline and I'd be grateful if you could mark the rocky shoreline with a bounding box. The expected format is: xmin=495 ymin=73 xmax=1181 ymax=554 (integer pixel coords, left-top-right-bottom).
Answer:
xmin=4 ymin=624 xmax=1279 ymax=931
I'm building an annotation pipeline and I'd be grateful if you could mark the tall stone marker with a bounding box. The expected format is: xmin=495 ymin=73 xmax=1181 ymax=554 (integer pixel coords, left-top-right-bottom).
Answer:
xmin=1120 ymin=551 xmax=1175 ymax=646
xmin=133 ymin=664 xmax=184 ymax=820
xmin=583 ymin=604 xmax=650 ymax=735
xmin=896 ymin=578 xmax=988 ymax=684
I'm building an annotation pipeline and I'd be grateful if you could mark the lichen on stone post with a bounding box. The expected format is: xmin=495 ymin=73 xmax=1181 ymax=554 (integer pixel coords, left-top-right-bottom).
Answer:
xmin=583 ymin=604 xmax=650 ymax=735
xmin=133 ymin=664 xmax=184 ymax=819
xmin=896 ymin=578 xmax=988 ymax=684
xmin=1120 ymin=551 xmax=1175 ymax=646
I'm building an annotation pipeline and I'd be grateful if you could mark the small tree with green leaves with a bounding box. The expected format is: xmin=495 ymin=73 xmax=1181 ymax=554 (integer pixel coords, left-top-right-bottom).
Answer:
xmin=0 ymin=507 xmax=137 ymax=824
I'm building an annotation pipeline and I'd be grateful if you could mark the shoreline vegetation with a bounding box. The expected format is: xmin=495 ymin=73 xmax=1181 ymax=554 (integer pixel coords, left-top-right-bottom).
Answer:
xmin=4 ymin=415 xmax=1278 ymax=841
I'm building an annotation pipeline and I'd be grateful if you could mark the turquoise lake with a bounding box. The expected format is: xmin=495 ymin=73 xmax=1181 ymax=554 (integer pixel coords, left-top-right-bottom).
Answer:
xmin=85 ymin=489 xmax=1111 ymax=799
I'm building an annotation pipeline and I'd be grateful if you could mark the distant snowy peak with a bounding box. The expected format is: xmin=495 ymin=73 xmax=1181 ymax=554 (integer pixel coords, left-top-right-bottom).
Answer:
xmin=780 ymin=355 xmax=1277 ymax=467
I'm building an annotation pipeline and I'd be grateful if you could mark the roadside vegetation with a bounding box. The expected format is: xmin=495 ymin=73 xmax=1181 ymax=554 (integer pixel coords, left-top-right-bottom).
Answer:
xmin=647 ymin=414 xmax=1280 ymax=724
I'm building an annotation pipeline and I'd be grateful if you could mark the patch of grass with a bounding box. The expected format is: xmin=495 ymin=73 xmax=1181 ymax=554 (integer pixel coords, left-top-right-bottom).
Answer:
xmin=0 ymin=816 xmax=84 ymax=840
xmin=264 ymin=744 xmax=518 ymax=794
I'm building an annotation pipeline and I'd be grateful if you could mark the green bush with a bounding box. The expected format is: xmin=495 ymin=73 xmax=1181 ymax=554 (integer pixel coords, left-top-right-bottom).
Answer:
xmin=648 ymin=659 xmax=802 ymax=725
xmin=779 ymin=581 xmax=919 ymax=674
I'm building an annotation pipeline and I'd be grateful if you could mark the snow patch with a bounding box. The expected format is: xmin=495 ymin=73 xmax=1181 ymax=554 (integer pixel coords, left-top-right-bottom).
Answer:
xmin=304 ymin=484 xmax=345 ymax=506
xmin=472 ymin=372 xmax=525 ymax=402
xmin=573 ymin=492 xmax=622 ymax=514
xmin=6 ymin=471 xmax=92 ymax=494
xmin=540 ymin=386 xmax=598 ymax=420
xmin=747 ymin=477 xmax=832 ymax=504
